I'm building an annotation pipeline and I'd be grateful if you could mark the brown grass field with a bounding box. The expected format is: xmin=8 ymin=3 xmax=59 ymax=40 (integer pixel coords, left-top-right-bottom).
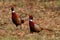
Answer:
xmin=0 ymin=0 xmax=60 ymax=40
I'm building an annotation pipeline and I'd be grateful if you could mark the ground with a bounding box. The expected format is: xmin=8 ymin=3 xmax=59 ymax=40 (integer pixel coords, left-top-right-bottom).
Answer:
xmin=0 ymin=0 xmax=60 ymax=40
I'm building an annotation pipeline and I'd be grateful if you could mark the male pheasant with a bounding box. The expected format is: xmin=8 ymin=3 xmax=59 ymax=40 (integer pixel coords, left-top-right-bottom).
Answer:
xmin=29 ymin=15 xmax=53 ymax=33
xmin=11 ymin=7 xmax=24 ymax=27
xmin=29 ymin=15 xmax=42 ymax=32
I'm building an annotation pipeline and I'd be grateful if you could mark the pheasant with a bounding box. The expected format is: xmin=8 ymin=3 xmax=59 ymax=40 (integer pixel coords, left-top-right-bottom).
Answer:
xmin=11 ymin=7 xmax=24 ymax=27
xmin=29 ymin=15 xmax=53 ymax=33
xmin=29 ymin=15 xmax=42 ymax=32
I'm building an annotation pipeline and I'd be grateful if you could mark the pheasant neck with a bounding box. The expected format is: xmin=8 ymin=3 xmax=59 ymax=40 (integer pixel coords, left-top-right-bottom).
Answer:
xmin=12 ymin=11 xmax=15 ymax=13
xmin=29 ymin=19 xmax=33 ymax=22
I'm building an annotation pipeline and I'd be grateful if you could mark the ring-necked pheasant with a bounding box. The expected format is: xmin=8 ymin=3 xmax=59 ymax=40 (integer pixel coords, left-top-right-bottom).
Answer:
xmin=29 ymin=15 xmax=42 ymax=32
xmin=29 ymin=15 xmax=53 ymax=33
xmin=11 ymin=7 xmax=24 ymax=27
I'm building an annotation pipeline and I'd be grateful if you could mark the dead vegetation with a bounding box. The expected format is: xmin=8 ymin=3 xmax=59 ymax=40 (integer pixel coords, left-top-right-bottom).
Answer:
xmin=0 ymin=0 xmax=60 ymax=40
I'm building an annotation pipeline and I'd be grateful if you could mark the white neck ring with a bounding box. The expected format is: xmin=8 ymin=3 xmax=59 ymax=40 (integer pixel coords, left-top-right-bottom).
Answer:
xmin=29 ymin=19 xmax=33 ymax=21
xmin=12 ymin=11 xmax=15 ymax=13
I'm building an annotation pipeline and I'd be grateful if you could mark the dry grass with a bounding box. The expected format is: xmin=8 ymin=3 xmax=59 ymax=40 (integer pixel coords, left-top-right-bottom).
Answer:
xmin=0 ymin=0 xmax=60 ymax=40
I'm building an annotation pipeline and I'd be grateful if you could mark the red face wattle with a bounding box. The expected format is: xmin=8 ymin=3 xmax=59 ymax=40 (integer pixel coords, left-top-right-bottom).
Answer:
xmin=29 ymin=15 xmax=33 ymax=20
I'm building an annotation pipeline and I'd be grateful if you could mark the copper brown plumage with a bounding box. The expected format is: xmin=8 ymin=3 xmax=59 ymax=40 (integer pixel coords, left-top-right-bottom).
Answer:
xmin=11 ymin=7 xmax=24 ymax=27
xmin=29 ymin=15 xmax=41 ymax=32
xmin=29 ymin=15 xmax=53 ymax=33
